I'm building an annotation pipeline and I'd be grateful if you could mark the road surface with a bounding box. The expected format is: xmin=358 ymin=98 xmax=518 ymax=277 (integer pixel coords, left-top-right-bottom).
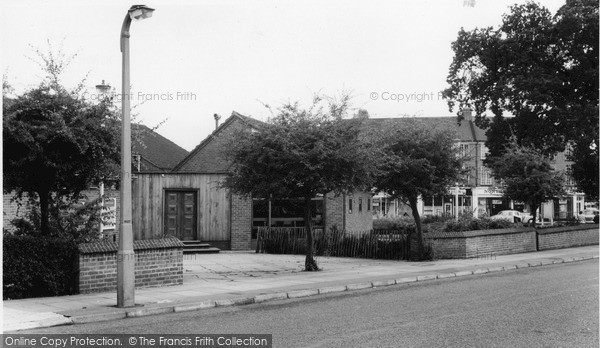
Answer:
xmin=22 ymin=260 xmax=599 ymax=347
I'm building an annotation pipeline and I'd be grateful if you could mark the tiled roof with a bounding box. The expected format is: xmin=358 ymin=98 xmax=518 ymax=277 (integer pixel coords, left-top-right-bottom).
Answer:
xmin=78 ymin=236 xmax=184 ymax=254
xmin=132 ymin=124 xmax=189 ymax=172
xmin=173 ymin=111 xmax=265 ymax=173
xmin=363 ymin=117 xmax=487 ymax=142
xmin=173 ymin=114 xmax=487 ymax=174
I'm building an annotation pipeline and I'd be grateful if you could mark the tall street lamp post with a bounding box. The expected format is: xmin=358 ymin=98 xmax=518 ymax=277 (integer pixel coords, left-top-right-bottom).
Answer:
xmin=118 ymin=4 xmax=154 ymax=308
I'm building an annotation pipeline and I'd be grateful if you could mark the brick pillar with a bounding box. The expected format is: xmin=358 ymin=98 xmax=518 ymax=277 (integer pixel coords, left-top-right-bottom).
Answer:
xmin=230 ymin=194 xmax=252 ymax=250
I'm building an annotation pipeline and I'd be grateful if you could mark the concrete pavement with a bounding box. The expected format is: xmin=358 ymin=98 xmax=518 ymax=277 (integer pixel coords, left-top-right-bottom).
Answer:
xmin=3 ymin=245 xmax=598 ymax=332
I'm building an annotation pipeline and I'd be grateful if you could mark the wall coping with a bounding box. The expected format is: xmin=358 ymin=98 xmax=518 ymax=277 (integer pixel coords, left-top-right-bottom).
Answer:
xmin=425 ymin=227 xmax=535 ymax=239
xmin=535 ymin=224 xmax=599 ymax=235
xmin=78 ymin=237 xmax=184 ymax=255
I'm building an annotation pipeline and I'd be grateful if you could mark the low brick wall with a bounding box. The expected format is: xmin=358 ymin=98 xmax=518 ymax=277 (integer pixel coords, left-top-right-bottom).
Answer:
xmin=78 ymin=237 xmax=184 ymax=294
xmin=425 ymin=228 xmax=537 ymax=259
xmin=537 ymin=224 xmax=599 ymax=251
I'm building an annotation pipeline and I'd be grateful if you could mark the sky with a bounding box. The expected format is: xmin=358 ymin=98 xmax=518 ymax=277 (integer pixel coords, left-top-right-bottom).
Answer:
xmin=1 ymin=0 xmax=567 ymax=151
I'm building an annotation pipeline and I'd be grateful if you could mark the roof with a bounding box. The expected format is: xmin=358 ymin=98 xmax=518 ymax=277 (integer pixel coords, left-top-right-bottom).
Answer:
xmin=363 ymin=117 xmax=487 ymax=142
xmin=173 ymin=111 xmax=265 ymax=173
xmin=132 ymin=124 xmax=189 ymax=172
xmin=172 ymin=113 xmax=487 ymax=174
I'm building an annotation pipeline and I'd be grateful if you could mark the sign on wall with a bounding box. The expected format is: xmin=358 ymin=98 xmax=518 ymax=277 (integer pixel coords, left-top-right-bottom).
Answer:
xmin=101 ymin=198 xmax=117 ymax=231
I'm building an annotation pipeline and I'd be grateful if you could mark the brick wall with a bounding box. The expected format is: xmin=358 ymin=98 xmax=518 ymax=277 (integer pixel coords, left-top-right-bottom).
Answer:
xmin=3 ymin=193 xmax=32 ymax=232
xmin=230 ymin=194 xmax=252 ymax=250
xmin=426 ymin=228 xmax=537 ymax=259
xmin=537 ymin=225 xmax=599 ymax=251
xmin=345 ymin=192 xmax=374 ymax=232
xmin=3 ymin=188 xmax=120 ymax=237
xmin=177 ymin=118 xmax=248 ymax=173
xmin=78 ymin=237 xmax=184 ymax=294
xmin=325 ymin=193 xmax=344 ymax=232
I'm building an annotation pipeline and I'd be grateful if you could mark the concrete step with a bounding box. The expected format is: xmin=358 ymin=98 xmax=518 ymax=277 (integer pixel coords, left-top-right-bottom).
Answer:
xmin=181 ymin=240 xmax=221 ymax=254
xmin=183 ymin=247 xmax=221 ymax=254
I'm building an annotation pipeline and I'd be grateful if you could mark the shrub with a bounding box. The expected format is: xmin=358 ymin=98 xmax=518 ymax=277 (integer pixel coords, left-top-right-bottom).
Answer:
xmin=3 ymin=234 xmax=79 ymax=299
xmin=8 ymin=195 xmax=103 ymax=243
xmin=372 ymin=215 xmax=415 ymax=231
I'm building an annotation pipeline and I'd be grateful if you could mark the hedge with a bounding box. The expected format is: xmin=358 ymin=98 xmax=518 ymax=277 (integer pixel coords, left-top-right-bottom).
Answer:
xmin=3 ymin=235 xmax=79 ymax=299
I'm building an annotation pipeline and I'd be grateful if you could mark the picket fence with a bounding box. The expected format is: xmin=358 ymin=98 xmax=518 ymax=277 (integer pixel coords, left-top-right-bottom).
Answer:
xmin=256 ymin=226 xmax=410 ymax=260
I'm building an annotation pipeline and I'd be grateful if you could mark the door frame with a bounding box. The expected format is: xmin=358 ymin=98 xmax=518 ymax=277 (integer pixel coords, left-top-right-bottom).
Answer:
xmin=163 ymin=188 xmax=199 ymax=240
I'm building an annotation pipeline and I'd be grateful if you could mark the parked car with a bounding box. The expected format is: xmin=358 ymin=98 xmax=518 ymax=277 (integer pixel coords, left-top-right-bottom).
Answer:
xmin=578 ymin=208 xmax=599 ymax=224
xmin=490 ymin=210 xmax=534 ymax=224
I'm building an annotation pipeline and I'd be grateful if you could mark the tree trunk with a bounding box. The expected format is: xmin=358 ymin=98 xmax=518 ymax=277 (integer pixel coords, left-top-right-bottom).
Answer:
xmin=408 ymin=195 xmax=426 ymax=260
xmin=304 ymin=196 xmax=319 ymax=271
xmin=39 ymin=190 xmax=50 ymax=236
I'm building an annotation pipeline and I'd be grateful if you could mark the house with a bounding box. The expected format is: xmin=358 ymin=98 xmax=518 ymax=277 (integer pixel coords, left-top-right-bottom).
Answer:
xmin=370 ymin=109 xmax=586 ymax=222
xmin=132 ymin=111 xmax=374 ymax=250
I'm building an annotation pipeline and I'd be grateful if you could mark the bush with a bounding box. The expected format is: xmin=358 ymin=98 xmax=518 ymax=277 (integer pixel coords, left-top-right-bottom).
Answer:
xmin=373 ymin=215 xmax=415 ymax=231
xmin=8 ymin=195 xmax=103 ymax=243
xmin=3 ymin=234 xmax=79 ymax=299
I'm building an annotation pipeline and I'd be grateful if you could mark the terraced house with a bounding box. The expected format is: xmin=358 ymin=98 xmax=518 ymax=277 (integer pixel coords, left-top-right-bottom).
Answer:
xmin=371 ymin=108 xmax=586 ymax=223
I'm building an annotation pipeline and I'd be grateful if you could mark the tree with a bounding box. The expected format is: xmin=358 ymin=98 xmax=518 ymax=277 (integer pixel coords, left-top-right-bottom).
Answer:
xmin=443 ymin=0 xmax=598 ymax=199
xmin=487 ymin=140 xmax=565 ymax=226
xmin=222 ymin=96 xmax=376 ymax=271
xmin=3 ymin=58 xmax=120 ymax=236
xmin=373 ymin=119 xmax=463 ymax=260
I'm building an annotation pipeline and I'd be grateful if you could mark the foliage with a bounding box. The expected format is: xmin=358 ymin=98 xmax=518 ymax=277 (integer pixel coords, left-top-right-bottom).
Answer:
xmin=372 ymin=118 xmax=464 ymax=258
xmin=487 ymin=140 xmax=565 ymax=226
xmin=372 ymin=215 xmax=416 ymax=231
xmin=3 ymin=234 xmax=79 ymax=299
xmin=373 ymin=213 xmax=514 ymax=233
xmin=10 ymin=195 xmax=104 ymax=243
xmin=3 ymin=44 xmax=121 ymax=236
xmin=443 ymin=0 xmax=599 ymax=199
xmin=223 ymin=94 xmax=376 ymax=271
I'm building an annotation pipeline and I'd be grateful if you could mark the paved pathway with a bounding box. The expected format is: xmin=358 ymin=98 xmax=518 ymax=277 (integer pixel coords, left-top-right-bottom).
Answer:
xmin=3 ymin=246 xmax=598 ymax=332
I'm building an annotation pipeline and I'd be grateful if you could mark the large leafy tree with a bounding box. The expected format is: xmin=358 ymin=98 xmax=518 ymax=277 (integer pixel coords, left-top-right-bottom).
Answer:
xmin=3 ymin=51 xmax=120 ymax=235
xmin=487 ymin=140 xmax=565 ymax=225
xmin=443 ymin=0 xmax=598 ymax=199
xmin=373 ymin=119 xmax=463 ymax=260
xmin=222 ymin=96 xmax=376 ymax=271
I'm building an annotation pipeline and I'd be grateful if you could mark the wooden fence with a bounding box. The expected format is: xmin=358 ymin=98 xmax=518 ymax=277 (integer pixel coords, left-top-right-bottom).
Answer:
xmin=256 ymin=227 xmax=410 ymax=260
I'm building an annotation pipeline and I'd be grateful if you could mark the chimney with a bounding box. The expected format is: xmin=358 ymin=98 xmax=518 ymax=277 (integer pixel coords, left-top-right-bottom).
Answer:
xmin=462 ymin=107 xmax=473 ymax=121
xmin=213 ymin=113 xmax=221 ymax=130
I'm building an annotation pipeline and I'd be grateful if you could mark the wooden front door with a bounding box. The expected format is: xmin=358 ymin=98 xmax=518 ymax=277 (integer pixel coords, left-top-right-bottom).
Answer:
xmin=165 ymin=191 xmax=197 ymax=240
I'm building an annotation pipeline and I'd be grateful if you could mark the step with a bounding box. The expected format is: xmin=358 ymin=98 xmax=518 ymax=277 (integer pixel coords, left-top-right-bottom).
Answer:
xmin=181 ymin=240 xmax=220 ymax=254
xmin=183 ymin=247 xmax=221 ymax=254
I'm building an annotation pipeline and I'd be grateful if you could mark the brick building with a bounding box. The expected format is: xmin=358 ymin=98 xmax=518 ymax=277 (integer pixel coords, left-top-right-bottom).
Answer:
xmin=134 ymin=112 xmax=373 ymax=251
xmin=371 ymin=109 xmax=587 ymax=222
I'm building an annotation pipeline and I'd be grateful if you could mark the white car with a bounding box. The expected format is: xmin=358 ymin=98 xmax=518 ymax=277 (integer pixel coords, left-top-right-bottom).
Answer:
xmin=578 ymin=208 xmax=599 ymax=224
xmin=490 ymin=210 xmax=534 ymax=224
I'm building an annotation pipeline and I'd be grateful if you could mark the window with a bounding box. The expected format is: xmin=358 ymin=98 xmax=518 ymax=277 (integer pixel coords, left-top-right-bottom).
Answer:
xmin=367 ymin=199 xmax=371 ymax=211
xmin=460 ymin=144 xmax=470 ymax=158
xmin=359 ymin=198 xmax=363 ymax=212
xmin=565 ymin=142 xmax=574 ymax=157
xmin=565 ymin=164 xmax=576 ymax=186
xmin=479 ymin=166 xmax=493 ymax=186
xmin=348 ymin=197 xmax=353 ymax=214
xmin=480 ymin=144 xmax=489 ymax=160
xmin=133 ymin=154 xmax=142 ymax=172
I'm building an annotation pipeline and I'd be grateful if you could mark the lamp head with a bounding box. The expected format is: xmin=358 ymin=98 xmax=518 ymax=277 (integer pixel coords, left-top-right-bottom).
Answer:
xmin=128 ymin=5 xmax=154 ymax=21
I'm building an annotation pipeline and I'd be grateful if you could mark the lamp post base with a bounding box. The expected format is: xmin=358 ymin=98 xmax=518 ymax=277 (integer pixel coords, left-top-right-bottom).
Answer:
xmin=117 ymin=249 xmax=135 ymax=308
